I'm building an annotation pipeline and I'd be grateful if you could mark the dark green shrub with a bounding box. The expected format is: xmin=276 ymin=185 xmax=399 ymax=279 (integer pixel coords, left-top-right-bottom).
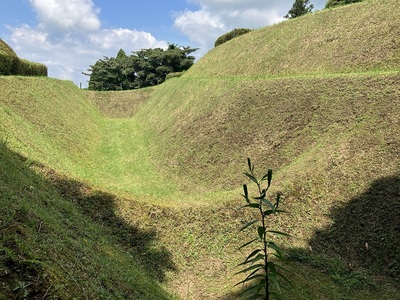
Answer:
xmin=17 ymin=59 xmax=48 ymax=77
xmin=0 ymin=39 xmax=47 ymax=77
xmin=0 ymin=39 xmax=17 ymax=75
xmin=214 ymin=28 xmax=253 ymax=47
xmin=0 ymin=53 xmax=13 ymax=75
xmin=325 ymin=0 xmax=363 ymax=8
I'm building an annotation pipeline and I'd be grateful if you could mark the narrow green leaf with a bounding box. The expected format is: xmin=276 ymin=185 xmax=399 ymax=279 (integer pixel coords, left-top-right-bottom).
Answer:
xmin=267 ymin=272 xmax=281 ymax=293
xmin=239 ymin=280 xmax=266 ymax=296
xmin=239 ymin=219 xmax=258 ymax=232
xmin=235 ymin=263 xmax=264 ymax=275
xmin=275 ymin=192 xmax=282 ymax=208
xmin=244 ymin=172 xmax=258 ymax=184
xmin=242 ymin=203 xmax=260 ymax=209
xmin=247 ymin=158 xmax=252 ymax=171
xmin=243 ymin=249 xmax=262 ymax=262
xmin=266 ymin=169 xmax=273 ymax=187
xmin=266 ymin=230 xmax=292 ymax=238
xmin=263 ymin=209 xmax=275 ymax=216
xmin=253 ymin=191 xmax=266 ymax=200
xmin=267 ymin=242 xmax=285 ymax=256
xmin=270 ymin=291 xmax=287 ymax=300
xmin=238 ymin=254 xmax=264 ymax=266
xmin=261 ymin=198 xmax=275 ymax=211
xmin=235 ymin=273 xmax=265 ymax=286
xmin=276 ymin=271 xmax=295 ymax=288
xmin=242 ymin=184 xmax=249 ymax=203
xmin=257 ymin=226 xmax=265 ymax=239
xmin=264 ymin=209 xmax=288 ymax=216
xmin=239 ymin=238 xmax=259 ymax=249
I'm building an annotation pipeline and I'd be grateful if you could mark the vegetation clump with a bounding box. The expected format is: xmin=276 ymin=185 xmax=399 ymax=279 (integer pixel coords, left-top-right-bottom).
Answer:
xmin=236 ymin=159 xmax=292 ymax=299
xmin=85 ymin=44 xmax=197 ymax=91
xmin=0 ymin=39 xmax=47 ymax=77
xmin=325 ymin=0 xmax=364 ymax=8
xmin=284 ymin=0 xmax=314 ymax=19
xmin=214 ymin=28 xmax=253 ymax=47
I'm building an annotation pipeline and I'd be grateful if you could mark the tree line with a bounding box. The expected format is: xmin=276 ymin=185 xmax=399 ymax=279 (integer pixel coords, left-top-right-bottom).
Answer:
xmin=84 ymin=44 xmax=197 ymax=91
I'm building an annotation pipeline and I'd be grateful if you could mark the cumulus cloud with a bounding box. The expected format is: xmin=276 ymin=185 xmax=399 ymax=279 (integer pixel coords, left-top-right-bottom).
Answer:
xmin=174 ymin=0 xmax=300 ymax=55
xmin=5 ymin=0 xmax=168 ymax=87
xmin=3 ymin=0 xmax=327 ymax=86
xmin=174 ymin=9 xmax=226 ymax=53
xmin=89 ymin=28 xmax=167 ymax=51
xmin=29 ymin=0 xmax=101 ymax=33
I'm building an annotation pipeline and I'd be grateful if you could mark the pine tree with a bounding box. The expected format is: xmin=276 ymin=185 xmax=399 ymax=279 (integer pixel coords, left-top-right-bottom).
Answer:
xmin=284 ymin=0 xmax=314 ymax=19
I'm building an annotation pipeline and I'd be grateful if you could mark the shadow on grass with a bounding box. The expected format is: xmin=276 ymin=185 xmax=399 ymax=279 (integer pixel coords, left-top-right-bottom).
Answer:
xmin=285 ymin=174 xmax=400 ymax=295
xmin=308 ymin=174 xmax=400 ymax=278
xmin=41 ymin=167 xmax=176 ymax=283
xmin=0 ymin=141 xmax=175 ymax=298
xmin=222 ymin=175 xmax=400 ymax=299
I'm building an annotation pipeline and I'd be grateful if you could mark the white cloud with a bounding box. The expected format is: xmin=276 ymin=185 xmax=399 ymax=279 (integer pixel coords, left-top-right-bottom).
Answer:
xmin=29 ymin=0 xmax=101 ymax=33
xmin=7 ymin=24 xmax=167 ymax=87
xmin=174 ymin=0 xmax=328 ymax=56
xmin=89 ymin=28 xmax=168 ymax=51
xmin=174 ymin=0 xmax=290 ymax=56
xmin=5 ymin=0 xmax=168 ymax=87
xmin=174 ymin=9 xmax=226 ymax=54
xmin=3 ymin=0 xmax=327 ymax=86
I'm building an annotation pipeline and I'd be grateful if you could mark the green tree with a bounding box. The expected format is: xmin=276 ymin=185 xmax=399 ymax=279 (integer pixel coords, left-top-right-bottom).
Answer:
xmin=284 ymin=0 xmax=314 ymax=19
xmin=85 ymin=45 xmax=197 ymax=91
xmin=325 ymin=0 xmax=363 ymax=8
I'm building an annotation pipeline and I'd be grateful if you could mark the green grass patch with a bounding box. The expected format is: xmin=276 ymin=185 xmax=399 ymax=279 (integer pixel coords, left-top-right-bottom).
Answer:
xmin=0 ymin=141 xmax=176 ymax=299
xmin=1 ymin=0 xmax=400 ymax=298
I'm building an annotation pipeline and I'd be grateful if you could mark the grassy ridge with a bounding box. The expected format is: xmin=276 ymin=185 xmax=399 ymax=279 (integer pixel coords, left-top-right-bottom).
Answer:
xmin=135 ymin=73 xmax=400 ymax=192
xmin=187 ymin=0 xmax=400 ymax=78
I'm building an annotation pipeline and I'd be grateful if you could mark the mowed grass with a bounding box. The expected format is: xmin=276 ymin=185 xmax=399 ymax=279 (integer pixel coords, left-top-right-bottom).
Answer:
xmin=0 ymin=76 xmax=101 ymax=175
xmin=1 ymin=0 xmax=400 ymax=298
xmin=0 ymin=141 xmax=177 ymax=299
xmin=187 ymin=0 xmax=400 ymax=78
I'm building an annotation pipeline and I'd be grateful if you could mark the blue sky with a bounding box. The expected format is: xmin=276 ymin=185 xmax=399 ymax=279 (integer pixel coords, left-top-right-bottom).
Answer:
xmin=0 ymin=0 xmax=326 ymax=87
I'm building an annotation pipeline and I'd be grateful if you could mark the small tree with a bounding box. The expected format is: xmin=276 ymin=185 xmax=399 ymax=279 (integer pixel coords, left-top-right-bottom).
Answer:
xmin=284 ymin=0 xmax=314 ymax=19
xmin=236 ymin=159 xmax=293 ymax=300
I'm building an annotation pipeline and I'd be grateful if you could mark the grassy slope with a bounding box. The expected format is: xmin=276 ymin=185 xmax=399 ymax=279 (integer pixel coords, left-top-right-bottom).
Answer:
xmin=0 ymin=78 xmax=178 ymax=299
xmin=129 ymin=0 xmax=400 ymax=297
xmin=187 ymin=0 xmax=400 ymax=78
xmin=1 ymin=0 xmax=400 ymax=298
xmin=0 ymin=141 xmax=175 ymax=299
xmin=0 ymin=77 xmax=100 ymax=176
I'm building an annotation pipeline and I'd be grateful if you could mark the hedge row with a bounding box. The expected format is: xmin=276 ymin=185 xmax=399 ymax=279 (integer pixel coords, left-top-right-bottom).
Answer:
xmin=325 ymin=0 xmax=363 ymax=8
xmin=0 ymin=53 xmax=47 ymax=76
xmin=16 ymin=59 xmax=48 ymax=77
xmin=0 ymin=40 xmax=47 ymax=77
xmin=214 ymin=28 xmax=253 ymax=48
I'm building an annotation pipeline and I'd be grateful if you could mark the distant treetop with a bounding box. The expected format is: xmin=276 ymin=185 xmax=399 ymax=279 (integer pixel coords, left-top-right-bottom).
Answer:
xmin=284 ymin=0 xmax=314 ymax=19
xmin=85 ymin=44 xmax=198 ymax=91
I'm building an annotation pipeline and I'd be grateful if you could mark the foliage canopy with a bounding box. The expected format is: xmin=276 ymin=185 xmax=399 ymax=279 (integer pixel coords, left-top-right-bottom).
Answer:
xmin=284 ymin=0 xmax=314 ymax=19
xmin=85 ymin=44 xmax=197 ymax=91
